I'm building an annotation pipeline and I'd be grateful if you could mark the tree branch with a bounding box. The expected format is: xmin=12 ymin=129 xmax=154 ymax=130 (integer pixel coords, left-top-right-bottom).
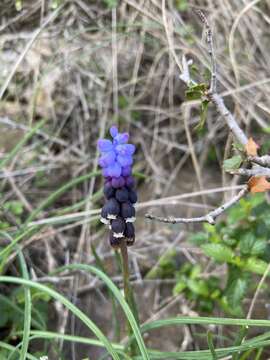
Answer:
xmin=230 ymin=167 xmax=270 ymax=177
xmin=195 ymin=10 xmax=217 ymax=93
xmin=146 ymin=186 xmax=248 ymax=225
xmin=146 ymin=10 xmax=269 ymax=226
xmin=248 ymin=155 xmax=270 ymax=168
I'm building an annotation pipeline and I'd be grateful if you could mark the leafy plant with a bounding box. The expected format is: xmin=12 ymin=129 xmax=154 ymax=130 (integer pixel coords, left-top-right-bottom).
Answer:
xmin=189 ymin=193 xmax=270 ymax=316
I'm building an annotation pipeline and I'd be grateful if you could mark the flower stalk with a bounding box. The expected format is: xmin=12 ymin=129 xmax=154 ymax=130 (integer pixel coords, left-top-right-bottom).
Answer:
xmin=97 ymin=126 xmax=139 ymax=353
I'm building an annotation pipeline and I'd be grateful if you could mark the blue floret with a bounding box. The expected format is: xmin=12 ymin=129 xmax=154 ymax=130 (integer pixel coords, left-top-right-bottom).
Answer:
xmin=98 ymin=126 xmax=137 ymax=248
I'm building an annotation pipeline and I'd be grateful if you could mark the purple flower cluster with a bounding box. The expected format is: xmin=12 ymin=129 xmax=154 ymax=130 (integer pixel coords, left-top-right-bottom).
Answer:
xmin=98 ymin=126 xmax=137 ymax=248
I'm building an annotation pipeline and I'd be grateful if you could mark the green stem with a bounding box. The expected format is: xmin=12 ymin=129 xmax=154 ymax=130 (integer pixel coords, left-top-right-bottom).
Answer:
xmin=120 ymin=241 xmax=131 ymax=305
xmin=119 ymin=241 xmax=139 ymax=355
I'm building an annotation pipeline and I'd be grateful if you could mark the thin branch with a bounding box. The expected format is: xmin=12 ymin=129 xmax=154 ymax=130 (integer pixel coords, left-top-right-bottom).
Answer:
xmin=195 ymin=9 xmax=217 ymax=93
xmin=208 ymin=93 xmax=248 ymax=145
xmin=147 ymin=10 xmax=267 ymax=226
xmin=230 ymin=167 xmax=270 ymax=177
xmin=179 ymin=55 xmax=248 ymax=146
xmin=248 ymin=155 xmax=270 ymax=168
xmin=146 ymin=186 xmax=249 ymax=225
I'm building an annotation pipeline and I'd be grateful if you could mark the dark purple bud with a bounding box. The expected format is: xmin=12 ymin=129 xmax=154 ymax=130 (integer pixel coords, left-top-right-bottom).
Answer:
xmin=111 ymin=176 xmax=125 ymax=189
xmin=121 ymin=202 xmax=135 ymax=221
xmin=100 ymin=205 xmax=109 ymax=224
xmin=111 ymin=218 xmax=126 ymax=236
xmin=109 ymin=232 xmax=121 ymax=248
xmin=125 ymin=176 xmax=135 ymax=189
xmin=124 ymin=222 xmax=135 ymax=238
xmin=103 ymin=183 xmax=115 ymax=199
xmin=115 ymin=188 xmax=129 ymax=203
xmin=103 ymin=198 xmax=120 ymax=219
xmin=125 ymin=223 xmax=135 ymax=246
xmin=128 ymin=189 xmax=137 ymax=203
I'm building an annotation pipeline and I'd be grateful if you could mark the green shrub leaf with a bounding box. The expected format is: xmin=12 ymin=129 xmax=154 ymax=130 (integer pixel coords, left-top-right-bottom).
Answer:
xmin=202 ymin=244 xmax=234 ymax=263
xmin=223 ymin=155 xmax=242 ymax=172
xmin=243 ymin=258 xmax=269 ymax=275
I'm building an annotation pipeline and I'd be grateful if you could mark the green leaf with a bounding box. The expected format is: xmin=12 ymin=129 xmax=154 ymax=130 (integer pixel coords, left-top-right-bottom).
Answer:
xmin=185 ymin=83 xmax=207 ymax=101
xmin=190 ymin=265 xmax=201 ymax=279
xmin=186 ymin=279 xmax=209 ymax=296
xmin=202 ymin=244 xmax=234 ymax=263
xmin=243 ymin=258 xmax=269 ymax=275
xmin=195 ymin=100 xmax=209 ymax=131
xmin=188 ymin=232 xmax=208 ymax=245
xmin=185 ymin=89 xmax=202 ymax=101
xmin=173 ymin=281 xmax=187 ymax=295
xmin=223 ymin=155 xmax=243 ymax=172
xmin=190 ymin=83 xmax=207 ymax=92
xmin=232 ymin=142 xmax=245 ymax=152
xmin=225 ymin=277 xmax=249 ymax=314
xmin=251 ymin=239 xmax=267 ymax=256
xmin=239 ymin=233 xmax=256 ymax=255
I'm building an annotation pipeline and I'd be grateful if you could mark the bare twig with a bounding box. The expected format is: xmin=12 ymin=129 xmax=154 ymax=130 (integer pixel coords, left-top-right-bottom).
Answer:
xmin=195 ymin=10 xmax=217 ymax=93
xmin=248 ymin=155 xmax=270 ymax=168
xmin=230 ymin=167 xmax=270 ymax=177
xmin=145 ymin=9 xmax=269 ymax=224
xmin=146 ymin=186 xmax=248 ymax=225
xmin=208 ymin=92 xmax=248 ymax=145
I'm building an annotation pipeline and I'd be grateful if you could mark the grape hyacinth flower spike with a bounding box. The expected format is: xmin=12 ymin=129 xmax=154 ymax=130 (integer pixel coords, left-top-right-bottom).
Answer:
xmin=98 ymin=126 xmax=137 ymax=248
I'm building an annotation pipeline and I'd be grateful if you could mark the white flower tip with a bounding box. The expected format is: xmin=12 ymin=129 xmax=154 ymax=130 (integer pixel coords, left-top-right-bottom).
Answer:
xmin=100 ymin=217 xmax=109 ymax=225
xmin=113 ymin=232 xmax=124 ymax=238
xmin=126 ymin=217 xmax=136 ymax=223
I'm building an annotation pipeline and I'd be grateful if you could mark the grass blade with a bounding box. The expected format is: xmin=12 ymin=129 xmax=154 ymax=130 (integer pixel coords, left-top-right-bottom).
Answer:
xmin=91 ymin=244 xmax=121 ymax=341
xmin=53 ymin=264 xmax=150 ymax=360
xmin=0 ymin=227 xmax=37 ymax=272
xmin=18 ymin=251 xmax=31 ymax=360
xmin=0 ymin=120 xmax=45 ymax=170
xmin=0 ymin=276 xmax=120 ymax=360
xmin=232 ymin=326 xmax=249 ymax=360
xmin=26 ymin=171 xmax=100 ymax=223
xmin=0 ymin=342 xmax=38 ymax=360
xmin=207 ymin=331 xmax=217 ymax=360
xmin=141 ymin=316 xmax=270 ymax=331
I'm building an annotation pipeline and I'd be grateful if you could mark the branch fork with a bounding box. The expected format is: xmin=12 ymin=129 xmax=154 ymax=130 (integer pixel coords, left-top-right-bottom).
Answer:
xmin=146 ymin=9 xmax=270 ymax=225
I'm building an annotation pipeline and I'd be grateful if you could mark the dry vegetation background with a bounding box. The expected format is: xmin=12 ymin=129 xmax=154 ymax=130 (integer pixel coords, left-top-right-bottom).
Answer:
xmin=0 ymin=0 xmax=270 ymax=359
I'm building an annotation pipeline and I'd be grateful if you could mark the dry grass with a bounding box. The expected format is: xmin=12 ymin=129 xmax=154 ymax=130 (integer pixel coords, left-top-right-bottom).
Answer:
xmin=0 ymin=0 xmax=270 ymax=358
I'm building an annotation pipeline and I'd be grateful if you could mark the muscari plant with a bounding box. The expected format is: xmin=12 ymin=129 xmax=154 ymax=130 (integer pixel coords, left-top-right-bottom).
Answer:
xmin=1 ymin=9 xmax=270 ymax=360
xmin=98 ymin=126 xmax=137 ymax=248
xmin=97 ymin=126 xmax=140 ymax=354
